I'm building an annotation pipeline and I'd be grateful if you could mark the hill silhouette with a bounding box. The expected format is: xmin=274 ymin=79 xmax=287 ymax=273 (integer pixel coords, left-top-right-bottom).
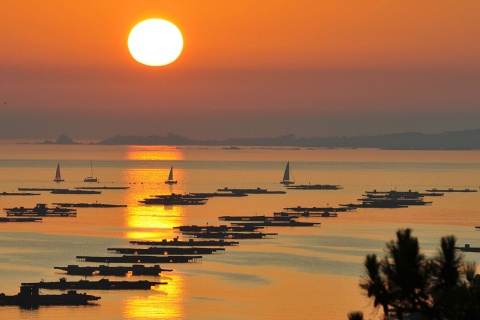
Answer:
xmin=97 ymin=129 xmax=480 ymax=150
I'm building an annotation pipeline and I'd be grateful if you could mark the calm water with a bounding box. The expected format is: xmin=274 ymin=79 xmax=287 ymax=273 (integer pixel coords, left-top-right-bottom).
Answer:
xmin=1 ymin=143 xmax=480 ymax=319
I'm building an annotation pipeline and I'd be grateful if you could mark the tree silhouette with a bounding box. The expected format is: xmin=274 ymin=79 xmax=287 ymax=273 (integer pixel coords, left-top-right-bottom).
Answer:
xmin=351 ymin=228 xmax=480 ymax=319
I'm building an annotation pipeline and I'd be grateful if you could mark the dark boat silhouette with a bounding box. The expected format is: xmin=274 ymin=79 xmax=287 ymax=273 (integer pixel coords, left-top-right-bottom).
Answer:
xmin=0 ymin=285 xmax=100 ymax=307
xmin=54 ymin=264 xmax=171 ymax=276
xmin=4 ymin=204 xmax=77 ymax=217
xmin=22 ymin=278 xmax=164 ymax=290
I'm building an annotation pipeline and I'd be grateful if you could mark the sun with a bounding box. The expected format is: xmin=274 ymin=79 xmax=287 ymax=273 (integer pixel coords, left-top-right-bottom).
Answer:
xmin=128 ymin=19 xmax=183 ymax=67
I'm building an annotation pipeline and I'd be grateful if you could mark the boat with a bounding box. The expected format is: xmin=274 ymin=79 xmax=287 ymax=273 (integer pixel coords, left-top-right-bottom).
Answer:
xmin=22 ymin=278 xmax=164 ymax=290
xmin=280 ymin=161 xmax=295 ymax=185
xmin=0 ymin=285 xmax=100 ymax=307
xmin=84 ymin=161 xmax=98 ymax=182
xmin=4 ymin=204 xmax=77 ymax=217
xmin=50 ymin=189 xmax=101 ymax=194
xmin=53 ymin=164 xmax=64 ymax=182
xmin=54 ymin=264 xmax=171 ymax=276
xmin=165 ymin=166 xmax=177 ymax=184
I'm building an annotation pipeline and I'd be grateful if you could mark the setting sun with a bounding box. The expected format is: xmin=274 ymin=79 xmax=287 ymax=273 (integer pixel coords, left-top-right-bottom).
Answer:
xmin=128 ymin=18 xmax=183 ymax=67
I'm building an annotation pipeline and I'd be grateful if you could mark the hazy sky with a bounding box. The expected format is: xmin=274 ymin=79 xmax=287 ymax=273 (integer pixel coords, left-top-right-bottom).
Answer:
xmin=1 ymin=0 xmax=479 ymax=140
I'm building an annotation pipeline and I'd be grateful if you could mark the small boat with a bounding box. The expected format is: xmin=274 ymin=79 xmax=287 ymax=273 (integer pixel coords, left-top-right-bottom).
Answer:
xmin=0 ymin=285 xmax=100 ymax=307
xmin=84 ymin=161 xmax=98 ymax=183
xmin=53 ymin=164 xmax=64 ymax=182
xmin=165 ymin=166 xmax=177 ymax=184
xmin=280 ymin=161 xmax=295 ymax=185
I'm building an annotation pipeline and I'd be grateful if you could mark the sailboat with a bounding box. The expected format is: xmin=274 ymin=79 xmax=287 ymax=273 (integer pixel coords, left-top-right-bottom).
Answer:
xmin=53 ymin=163 xmax=64 ymax=182
xmin=165 ymin=166 xmax=178 ymax=184
xmin=84 ymin=161 xmax=98 ymax=183
xmin=280 ymin=161 xmax=295 ymax=185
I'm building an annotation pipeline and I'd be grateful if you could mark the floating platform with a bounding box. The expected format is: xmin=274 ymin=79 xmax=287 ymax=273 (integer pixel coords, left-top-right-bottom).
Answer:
xmin=52 ymin=202 xmax=127 ymax=208
xmin=139 ymin=193 xmax=208 ymax=205
xmin=283 ymin=206 xmax=355 ymax=212
xmin=189 ymin=192 xmax=248 ymax=198
xmin=76 ymin=255 xmax=202 ymax=263
xmin=274 ymin=211 xmax=337 ymax=218
xmin=231 ymin=220 xmax=321 ymax=227
xmin=50 ymin=189 xmax=101 ymax=194
xmin=0 ymin=285 xmax=100 ymax=307
xmin=1 ymin=192 xmax=40 ymax=196
xmin=455 ymin=244 xmax=480 ymax=253
xmin=174 ymin=224 xmax=260 ymax=233
xmin=184 ymin=232 xmax=277 ymax=239
xmin=54 ymin=264 xmax=171 ymax=276
xmin=218 ymin=215 xmax=293 ymax=222
xmin=18 ymin=188 xmax=55 ymax=191
xmin=107 ymin=246 xmax=224 ymax=255
xmin=426 ymin=188 xmax=478 ymax=193
xmin=217 ymin=187 xmax=286 ymax=194
xmin=74 ymin=186 xmax=129 ymax=190
xmin=4 ymin=204 xmax=77 ymax=217
xmin=129 ymin=238 xmax=239 ymax=247
xmin=22 ymin=278 xmax=164 ymax=290
xmin=286 ymin=184 xmax=342 ymax=190
xmin=0 ymin=217 xmax=42 ymax=222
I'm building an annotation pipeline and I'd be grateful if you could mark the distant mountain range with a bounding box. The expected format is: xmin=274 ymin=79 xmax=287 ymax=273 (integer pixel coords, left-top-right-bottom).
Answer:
xmin=94 ymin=129 xmax=480 ymax=150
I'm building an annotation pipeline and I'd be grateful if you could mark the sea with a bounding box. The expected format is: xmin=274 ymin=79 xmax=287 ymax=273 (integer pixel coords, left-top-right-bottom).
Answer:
xmin=0 ymin=142 xmax=479 ymax=320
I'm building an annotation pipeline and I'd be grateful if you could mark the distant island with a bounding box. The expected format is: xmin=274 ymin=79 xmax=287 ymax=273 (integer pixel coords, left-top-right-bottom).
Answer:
xmin=30 ymin=129 xmax=480 ymax=150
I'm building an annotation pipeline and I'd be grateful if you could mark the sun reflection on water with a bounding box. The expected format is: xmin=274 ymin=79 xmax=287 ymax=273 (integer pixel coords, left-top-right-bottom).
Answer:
xmin=125 ymin=145 xmax=185 ymax=161
xmin=123 ymin=273 xmax=185 ymax=319
xmin=124 ymin=205 xmax=185 ymax=240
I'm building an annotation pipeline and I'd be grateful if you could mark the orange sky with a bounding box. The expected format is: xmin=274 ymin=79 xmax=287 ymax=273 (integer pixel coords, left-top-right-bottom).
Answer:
xmin=1 ymin=0 xmax=480 ymax=139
